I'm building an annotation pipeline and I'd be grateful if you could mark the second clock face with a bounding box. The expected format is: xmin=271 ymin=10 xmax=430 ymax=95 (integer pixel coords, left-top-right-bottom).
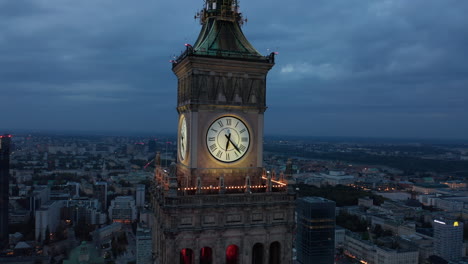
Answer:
xmin=206 ymin=116 xmax=250 ymax=163
xmin=179 ymin=115 xmax=187 ymax=161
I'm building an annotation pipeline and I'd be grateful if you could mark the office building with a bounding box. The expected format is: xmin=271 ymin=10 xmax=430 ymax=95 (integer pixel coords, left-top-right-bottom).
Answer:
xmin=136 ymin=184 xmax=145 ymax=208
xmin=62 ymin=198 xmax=106 ymax=225
xmin=94 ymin=181 xmax=108 ymax=211
xmin=0 ymin=134 xmax=12 ymax=248
xmin=343 ymin=230 xmax=419 ymax=264
xmin=433 ymin=218 xmax=463 ymax=261
xmin=35 ymin=201 xmax=62 ymax=242
xmin=108 ymin=196 xmax=137 ymax=223
xmin=136 ymin=224 xmax=153 ymax=264
xmin=296 ymin=197 xmax=336 ymax=264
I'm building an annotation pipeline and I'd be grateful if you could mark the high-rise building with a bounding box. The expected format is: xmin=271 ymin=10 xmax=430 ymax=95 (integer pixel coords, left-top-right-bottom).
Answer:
xmin=136 ymin=184 xmax=145 ymax=208
xmin=151 ymin=1 xmax=295 ymax=263
xmin=94 ymin=181 xmax=108 ymax=211
xmin=108 ymin=196 xmax=137 ymax=224
xmin=136 ymin=224 xmax=153 ymax=264
xmin=0 ymin=134 xmax=12 ymax=248
xmin=35 ymin=201 xmax=62 ymax=242
xmin=62 ymin=198 xmax=107 ymax=226
xmin=295 ymin=197 xmax=336 ymax=264
xmin=433 ymin=218 xmax=463 ymax=261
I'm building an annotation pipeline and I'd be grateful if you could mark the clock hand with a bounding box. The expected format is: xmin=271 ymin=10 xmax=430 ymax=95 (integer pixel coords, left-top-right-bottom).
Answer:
xmin=225 ymin=133 xmax=231 ymax=151
xmin=225 ymin=135 xmax=241 ymax=153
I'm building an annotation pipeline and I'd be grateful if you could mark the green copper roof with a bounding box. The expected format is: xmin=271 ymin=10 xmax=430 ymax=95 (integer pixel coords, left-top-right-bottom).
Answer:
xmin=63 ymin=241 xmax=105 ymax=264
xmin=192 ymin=17 xmax=263 ymax=59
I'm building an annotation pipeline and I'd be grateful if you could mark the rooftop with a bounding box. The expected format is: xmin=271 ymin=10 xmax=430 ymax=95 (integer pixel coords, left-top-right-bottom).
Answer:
xmin=299 ymin=196 xmax=334 ymax=203
xmin=173 ymin=0 xmax=273 ymax=65
xmin=414 ymin=183 xmax=449 ymax=188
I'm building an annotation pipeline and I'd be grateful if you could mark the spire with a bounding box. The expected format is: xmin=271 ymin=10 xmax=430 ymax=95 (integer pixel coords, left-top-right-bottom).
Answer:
xmin=190 ymin=0 xmax=263 ymax=59
xmin=197 ymin=0 xmax=242 ymax=24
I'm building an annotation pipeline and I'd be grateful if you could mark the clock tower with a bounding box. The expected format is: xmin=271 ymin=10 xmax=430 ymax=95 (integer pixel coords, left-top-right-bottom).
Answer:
xmin=174 ymin=5 xmax=274 ymax=189
xmin=151 ymin=1 xmax=295 ymax=263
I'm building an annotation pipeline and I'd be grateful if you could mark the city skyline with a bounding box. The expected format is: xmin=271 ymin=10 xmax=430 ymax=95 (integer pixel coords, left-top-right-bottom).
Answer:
xmin=1 ymin=0 xmax=468 ymax=139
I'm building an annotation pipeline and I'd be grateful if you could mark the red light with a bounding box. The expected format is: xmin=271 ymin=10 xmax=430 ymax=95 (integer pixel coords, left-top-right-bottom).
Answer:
xmin=180 ymin=248 xmax=193 ymax=264
xmin=200 ymin=247 xmax=213 ymax=263
xmin=226 ymin=245 xmax=239 ymax=264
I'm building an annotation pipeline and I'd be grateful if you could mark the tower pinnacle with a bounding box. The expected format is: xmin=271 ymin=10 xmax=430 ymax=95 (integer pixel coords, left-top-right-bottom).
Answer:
xmin=197 ymin=0 xmax=242 ymax=24
xmin=176 ymin=0 xmax=266 ymax=60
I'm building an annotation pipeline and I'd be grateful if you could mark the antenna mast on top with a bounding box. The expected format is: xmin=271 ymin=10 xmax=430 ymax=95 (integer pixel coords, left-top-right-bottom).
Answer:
xmin=195 ymin=0 xmax=247 ymax=26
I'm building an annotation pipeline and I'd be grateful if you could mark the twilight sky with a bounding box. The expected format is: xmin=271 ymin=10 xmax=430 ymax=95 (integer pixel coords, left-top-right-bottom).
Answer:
xmin=1 ymin=0 xmax=467 ymax=139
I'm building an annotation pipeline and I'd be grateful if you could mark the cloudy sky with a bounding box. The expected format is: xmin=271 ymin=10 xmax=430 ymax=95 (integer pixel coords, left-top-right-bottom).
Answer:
xmin=1 ymin=0 xmax=467 ymax=139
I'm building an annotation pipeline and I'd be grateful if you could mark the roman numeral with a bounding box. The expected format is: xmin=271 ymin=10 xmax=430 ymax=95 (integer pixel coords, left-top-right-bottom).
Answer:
xmin=216 ymin=150 xmax=223 ymax=158
xmin=235 ymin=152 xmax=239 ymax=157
xmin=239 ymin=144 xmax=246 ymax=152
xmin=208 ymin=137 xmax=215 ymax=141
xmin=241 ymin=137 xmax=248 ymax=142
xmin=239 ymin=128 xmax=246 ymax=134
xmin=217 ymin=121 xmax=224 ymax=127
xmin=210 ymin=144 xmax=217 ymax=152
xmin=235 ymin=121 xmax=239 ymax=128
xmin=226 ymin=153 xmax=230 ymax=160
xmin=210 ymin=128 xmax=218 ymax=133
xmin=226 ymin=119 xmax=232 ymax=126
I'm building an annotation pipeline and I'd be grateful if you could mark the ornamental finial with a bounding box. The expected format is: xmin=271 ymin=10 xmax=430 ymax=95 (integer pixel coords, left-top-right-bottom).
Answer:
xmin=195 ymin=0 xmax=247 ymax=25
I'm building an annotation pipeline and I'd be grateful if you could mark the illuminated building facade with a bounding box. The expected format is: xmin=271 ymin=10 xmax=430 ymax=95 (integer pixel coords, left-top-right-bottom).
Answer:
xmin=108 ymin=196 xmax=137 ymax=223
xmin=35 ymin=201 xmax=62 ymax=243
xmin=0 ymin=134 xmax=12 ymax=249
xmin=296 ymin=197 xmax=335 ymax=264
xmin=136 ymin=184 xmax=145 ymax=208
xmin=150 ymin=1 xmax=295 ymax=263
xmin=343 ymin=230 xmax=419 ymax=264
xmin=433 ymin=218 xmax=463 ymax=261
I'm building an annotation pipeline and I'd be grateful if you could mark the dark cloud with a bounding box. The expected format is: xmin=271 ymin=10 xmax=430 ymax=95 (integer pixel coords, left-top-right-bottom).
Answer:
xmin=0 ymin=0 xmax=467 ymax=138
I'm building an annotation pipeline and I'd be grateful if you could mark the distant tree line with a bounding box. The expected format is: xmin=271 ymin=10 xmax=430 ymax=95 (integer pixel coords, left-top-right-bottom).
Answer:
xmin=295 ymin=184 xmax=386 ymax=207
xmin=336 ymin=211 xmax=368 ymax=233
xmin=265 ymin=145 xmax=468 ymax=175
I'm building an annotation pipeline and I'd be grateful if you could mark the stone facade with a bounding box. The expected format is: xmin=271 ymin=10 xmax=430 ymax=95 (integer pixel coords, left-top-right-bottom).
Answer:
xmin=151 ymin=186 xmax=295 ymax=263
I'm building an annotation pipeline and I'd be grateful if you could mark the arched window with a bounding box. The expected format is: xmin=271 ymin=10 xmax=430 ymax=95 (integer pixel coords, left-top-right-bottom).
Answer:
xmin=180 ymin=248 xmax=194 ymax=264
xmin=252 ymin=243 xmax=264 ymax=264
xmin=200 ymin=247 xmax=213 ymax=264
xmin=226 ymin=244 xmax=239 ymax=264
xmin=269 ymin=242 xmax=281 ymax=264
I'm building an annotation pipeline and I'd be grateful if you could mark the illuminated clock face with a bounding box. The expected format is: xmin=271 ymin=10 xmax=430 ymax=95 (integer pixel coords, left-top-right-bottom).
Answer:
xmin=206 ymin=116 xmax=250 ymax=163
xmin=179 ymin=115 xmax=188 ymax=161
